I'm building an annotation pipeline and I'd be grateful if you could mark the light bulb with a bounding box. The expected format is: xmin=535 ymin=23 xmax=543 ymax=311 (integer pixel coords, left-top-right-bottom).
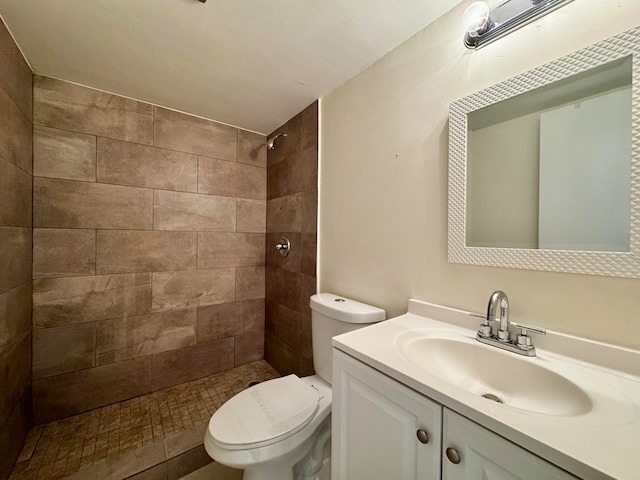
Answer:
xmin=461 ymin=1 xmax=492 ymax=37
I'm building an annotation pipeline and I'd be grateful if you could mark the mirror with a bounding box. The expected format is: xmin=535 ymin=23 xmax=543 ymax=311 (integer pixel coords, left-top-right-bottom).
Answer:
xmin=449 ymin=26 xmax=640 ymax=278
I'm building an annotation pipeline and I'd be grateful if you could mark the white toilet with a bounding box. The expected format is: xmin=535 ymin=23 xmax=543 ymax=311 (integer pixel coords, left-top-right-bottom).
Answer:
xmin=203 ymin=293 xmax=385 ymax=480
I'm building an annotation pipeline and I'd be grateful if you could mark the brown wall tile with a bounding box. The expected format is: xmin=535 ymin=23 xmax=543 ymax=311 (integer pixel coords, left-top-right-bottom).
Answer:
xmin=33 ymin=273 xmax=152 ymax=328
xmin=0 ymin=226 xmax=31 ymax=295
xmin=153 ymin=190 xmax=236 ymax=232
xmin=34 ymin=177 xmax=154 ymax=229
xmin=34 ymin=76 xmax=153 ymax=145
xmin=265 ymin=101 xmax=317 ymax=377
xmin=0 ymin=390 xmax=31 ymax=480
xmin=35 ymin=76 xmax=151 ymax=114
xmin=33 ymin=125 xmax=96 ymax=181
xmin=237 ymin=199 xmax=266 ymax=233
xmin=196 ymin=299 xmax=264 ymax=343
xmin=96 ymin=230 xmax=197 ymax=274
xmin=265 ymin=332 xmax=298 ymax=376
xmin=0 ymin=332 xmax=31 ymax=424
xmin=96 ymin=309 xmax=196 ymax=365
xmin=153 ymin=107 xmax=237 ymax=161
xmin=266 ymin=232 xmax=301 ymax=272
xmin=235 ymin=330 xmax=264 ymax=367
xmin=0 ymin=158 xmax=32 ymax=227
xmin=0 ymin=283 xmax=31 ymax=352
xmin=198 ymin=157 xmax=266 ymax=200
xmin=33 ymin=228 xmax=96 ymax=278
xmin=0 ymin=20 xmax=32 ymax=120
xmin=266 ymin=267 xmax=301 ymax=312
xmin=97 ymin=138 xmax=198 ymax=192
xmin=33 ymin=356 xmax=153 ymax=424
xmin=301 ymin=146 xmax=318 ymax=192
xmin=236 ymin=266 xmax=265 ymax=301
xmin=198 ymin=232 xmax=265 ymax=268
xmin=302 ymin=101 xmax=318 ymax=152
xmin=267 ymin=153 xmax=302 ymax=199
xmin=0 ymin=86 xmax=32 ymax=173
xmin=266 ymin=194 xmax=302 ymax=233
xmin=302 ymin=190 xmax=318 ymax=233
xmin=33 ymin=323 xmax=96 ymax=379
xmin=301 ymin=232 xmax=317 ymax=276
xmin=238 ymin=130 xmax=266 ymax=168
xmin=267 ymin=114 xmax=302 ymax=167
xmin=152 ymin=269 xmax=235 ymax=310
xmin=300 ymin=315 xmax=313 ymax=362
xmin=265 ymin=301 xmax=302 ymax=352
xmin=299 ymin=356 xmax=315 ymax=378
xmin=0 ymin=20 xmax=32 ymax=471
xmin=24 ymin=74 xmax=274 ymax=423
xmin=300 ymin=273 xmax=317 ymax=319
xmin=151 ymin=338 xmax=234 ymax=391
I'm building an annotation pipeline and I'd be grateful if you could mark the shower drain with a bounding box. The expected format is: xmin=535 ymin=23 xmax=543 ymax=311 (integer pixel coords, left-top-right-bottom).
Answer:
xmin=481 ymin=393 xmax=503 ymax=404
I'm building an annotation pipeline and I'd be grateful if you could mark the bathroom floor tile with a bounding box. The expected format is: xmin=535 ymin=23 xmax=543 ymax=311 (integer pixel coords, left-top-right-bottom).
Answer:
xmin=9 ymin=361 xmax=278 ymax=480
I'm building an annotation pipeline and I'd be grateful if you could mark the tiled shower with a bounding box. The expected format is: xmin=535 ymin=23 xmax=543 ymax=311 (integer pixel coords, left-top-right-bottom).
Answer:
xmin=0 ymin=16 xmax=319 ymax=480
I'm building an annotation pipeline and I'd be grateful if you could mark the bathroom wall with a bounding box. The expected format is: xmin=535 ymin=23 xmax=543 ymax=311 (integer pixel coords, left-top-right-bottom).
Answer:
xmin=264 ymin=102 xmax=318 ymax=375
xmin=31 ymin=76 xmax=267 ymax=423
xmin=319 ymin=0 xmax=640 ymax=349
xmin=0 ymin=18 xmax=33 ymax=479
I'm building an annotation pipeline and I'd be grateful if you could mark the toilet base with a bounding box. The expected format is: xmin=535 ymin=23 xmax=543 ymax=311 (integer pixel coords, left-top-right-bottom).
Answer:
xmin=241 ymin=416 xmax=331 ymax=480
xmin=243 ymin=463 xmax=297 ymax=480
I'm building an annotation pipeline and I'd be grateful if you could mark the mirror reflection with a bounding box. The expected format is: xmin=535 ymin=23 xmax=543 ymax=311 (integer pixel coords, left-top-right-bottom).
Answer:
xmin=466 ymin=56 xmax=632 ymax=252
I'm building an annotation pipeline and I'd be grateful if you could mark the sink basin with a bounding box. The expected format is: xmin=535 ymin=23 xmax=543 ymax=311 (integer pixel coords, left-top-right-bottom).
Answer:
xmin=397 ymin=331 xmax=592 ymax=416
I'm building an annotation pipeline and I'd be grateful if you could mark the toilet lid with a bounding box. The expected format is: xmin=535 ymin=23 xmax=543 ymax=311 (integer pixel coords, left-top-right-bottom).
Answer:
xmin=209 ymin=375 xmax=320 ymax=449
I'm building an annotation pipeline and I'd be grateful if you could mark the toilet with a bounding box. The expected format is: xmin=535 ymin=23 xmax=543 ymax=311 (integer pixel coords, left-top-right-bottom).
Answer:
xmin=203 ymin=293 xmax=385 ymax=480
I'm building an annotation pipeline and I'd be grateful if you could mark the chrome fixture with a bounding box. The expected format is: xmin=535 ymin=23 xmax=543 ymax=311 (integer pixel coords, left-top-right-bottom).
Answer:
xmin=487 ymin=290 xmax=510 ymax=342
xmin=275 ymin=236 xmax=291 ymax=257
xmin=266 ymin=132 xmax=288 ymax=150
xmin=471 ymin=290 xmax=546 ymax=356
xmin=462 ymin=0 xmax=574 ymax=50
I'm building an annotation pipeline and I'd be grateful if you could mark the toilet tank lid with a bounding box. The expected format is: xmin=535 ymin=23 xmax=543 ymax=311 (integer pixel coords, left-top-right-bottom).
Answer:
xmin=310 ymin=293 xmax=385 ymax=324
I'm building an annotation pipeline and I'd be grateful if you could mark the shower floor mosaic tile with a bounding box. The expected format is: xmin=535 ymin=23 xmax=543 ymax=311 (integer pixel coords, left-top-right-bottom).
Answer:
xmin=9 ymin=361 xmax=279 ymax=480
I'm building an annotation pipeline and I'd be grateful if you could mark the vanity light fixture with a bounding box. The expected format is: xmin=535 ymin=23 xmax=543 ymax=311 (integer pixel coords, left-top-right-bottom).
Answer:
xmin=463 ymin=0 xmax=573 ymax=49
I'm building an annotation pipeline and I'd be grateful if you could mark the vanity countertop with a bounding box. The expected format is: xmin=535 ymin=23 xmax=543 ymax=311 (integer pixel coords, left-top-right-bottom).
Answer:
xmin=332 ymin=299 xmax=640 ymax=480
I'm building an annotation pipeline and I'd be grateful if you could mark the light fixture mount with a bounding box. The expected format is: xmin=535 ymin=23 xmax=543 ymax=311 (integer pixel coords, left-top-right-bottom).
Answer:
xmin=463 ymin=0 xmax=574 ymax=50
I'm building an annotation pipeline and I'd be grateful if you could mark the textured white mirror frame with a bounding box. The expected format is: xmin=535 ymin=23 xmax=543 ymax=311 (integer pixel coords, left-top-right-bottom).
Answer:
xmin=448 ymin=26 xmax=640 ymax=279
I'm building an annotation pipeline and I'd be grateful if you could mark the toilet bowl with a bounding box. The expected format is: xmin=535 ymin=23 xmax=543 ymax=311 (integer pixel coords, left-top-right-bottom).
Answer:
xmin=204 ymin=293 xmax=385 ymax=480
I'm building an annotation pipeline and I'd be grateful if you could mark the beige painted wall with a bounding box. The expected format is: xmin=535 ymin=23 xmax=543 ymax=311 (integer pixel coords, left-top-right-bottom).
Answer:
xmin=319 ymin=0 xmax=640 ymax=349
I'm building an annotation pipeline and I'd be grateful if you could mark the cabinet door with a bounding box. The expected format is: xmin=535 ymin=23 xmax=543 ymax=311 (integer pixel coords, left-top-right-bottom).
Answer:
xmin=332 ymin=350 xmax=442 ymax=480
xmin=443 ymin=409 xmax=578 ymax=480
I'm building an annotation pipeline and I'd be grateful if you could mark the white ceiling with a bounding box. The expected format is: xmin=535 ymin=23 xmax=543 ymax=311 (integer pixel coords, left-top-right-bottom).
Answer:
xmin=0 ymin=0 xmax=461 ymax=134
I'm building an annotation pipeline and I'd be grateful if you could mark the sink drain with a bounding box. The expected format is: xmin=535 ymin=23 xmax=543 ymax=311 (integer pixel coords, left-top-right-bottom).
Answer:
xmin=481 ymin=393 xmax=503 ymax=404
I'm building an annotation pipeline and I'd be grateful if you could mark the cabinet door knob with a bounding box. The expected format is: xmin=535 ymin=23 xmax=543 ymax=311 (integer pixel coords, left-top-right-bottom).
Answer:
xmin=446 ymin=447 xmax=461 ymax=464
xmin=416 ymin=429 xmax=429 ymax=444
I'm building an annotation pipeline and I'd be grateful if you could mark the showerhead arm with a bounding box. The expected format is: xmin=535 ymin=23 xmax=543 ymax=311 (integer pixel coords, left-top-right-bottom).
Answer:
xmin=266 ymin=132 xmax=288 ymax=150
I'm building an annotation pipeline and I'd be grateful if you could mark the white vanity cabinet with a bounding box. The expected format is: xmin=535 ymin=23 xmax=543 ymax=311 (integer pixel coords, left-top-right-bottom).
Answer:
xmin=443 ymin=408 xmax=577 ymax=480
xmin=332 ymin=350 xmax=442 ymax=479
xmin=333 ymin=350 xmax=578 ymax=480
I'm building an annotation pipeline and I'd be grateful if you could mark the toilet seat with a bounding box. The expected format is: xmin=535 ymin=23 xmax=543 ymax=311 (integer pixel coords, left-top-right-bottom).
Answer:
xmin=208 ymin=375 xmax=321 ymax=450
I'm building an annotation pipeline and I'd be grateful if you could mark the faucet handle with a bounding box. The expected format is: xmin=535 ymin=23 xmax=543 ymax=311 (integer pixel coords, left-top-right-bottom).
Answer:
xmin=512 ymin=322 xmax=546 ymax=350
xmin=469 ymin=312 xmax=492 ymax=338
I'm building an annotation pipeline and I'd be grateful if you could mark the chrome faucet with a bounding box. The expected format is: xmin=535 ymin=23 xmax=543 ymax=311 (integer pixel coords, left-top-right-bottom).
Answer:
xmin=472 ymin=290 xmax=546 ymax=357
xmin=487 ymin=290 xmax=510 ymax=342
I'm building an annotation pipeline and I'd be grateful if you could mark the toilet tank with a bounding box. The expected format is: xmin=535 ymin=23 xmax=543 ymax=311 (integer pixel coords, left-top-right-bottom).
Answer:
xmin=310 ymin=293 xmax=385 ymax=384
